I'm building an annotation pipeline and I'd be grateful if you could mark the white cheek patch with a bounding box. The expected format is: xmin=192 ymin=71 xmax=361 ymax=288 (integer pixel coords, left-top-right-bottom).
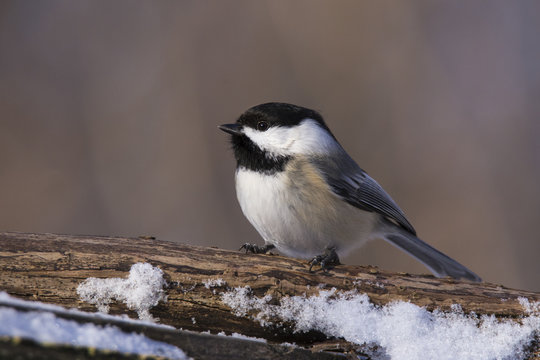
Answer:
xmin=243 ymin=126 xmax=293 ymax=156
xmin=243 ymin=119 xmax=339 ymax=157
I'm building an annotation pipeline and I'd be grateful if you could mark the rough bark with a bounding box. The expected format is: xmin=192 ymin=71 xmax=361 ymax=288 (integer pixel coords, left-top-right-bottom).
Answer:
xmin=0 ymin=231 xmax=538 ymax=359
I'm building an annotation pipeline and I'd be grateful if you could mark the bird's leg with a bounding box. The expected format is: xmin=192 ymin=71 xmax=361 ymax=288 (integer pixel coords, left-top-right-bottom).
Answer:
xmin=239 ymin=243 xmax=275 ymax=254
xmin=309 ymin=246 xmax=340 ymax=272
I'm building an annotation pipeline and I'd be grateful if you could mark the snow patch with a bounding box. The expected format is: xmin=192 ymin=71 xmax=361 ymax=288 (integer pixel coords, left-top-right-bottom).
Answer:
xmin=77 ymin=262 xmax=167 ymax=321
xmin=519 ymin=297 xmax=540 ymax=315
xmin=0 ymin=304 xmax=189 ymax=359
xmin=222 ymin=286 xmax=540 ymax=360
xmin=203 ymin=278 xmax=226 ymax=289
xmin=354 ymin=279 xmax=385 ymax=289
xmin=221 ymin=286 xmax=273 ymax=326
xmin=216 ymin=331 xmax=267 ymax=343
xmin=0 ymin=292 xmax=173 ymax=329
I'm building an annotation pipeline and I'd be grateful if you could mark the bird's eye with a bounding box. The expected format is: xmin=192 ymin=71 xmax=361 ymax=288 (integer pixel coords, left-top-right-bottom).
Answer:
xmin=257 ymin=121 xmax=269 ymax=132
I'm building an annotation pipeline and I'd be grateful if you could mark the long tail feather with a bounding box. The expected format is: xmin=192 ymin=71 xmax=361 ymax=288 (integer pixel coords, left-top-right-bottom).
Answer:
xmin=382 ymin=226 xmax=481 ymax=282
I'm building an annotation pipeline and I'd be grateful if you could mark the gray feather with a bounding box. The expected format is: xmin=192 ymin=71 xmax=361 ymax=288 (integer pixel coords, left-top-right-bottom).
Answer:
xmin=311 ymin=151 xmax=416 ymax=235
xmin=310 ymin=148 xmax=481 ymax=282
xmin=381 ymin=221 xmax=482 ymax=281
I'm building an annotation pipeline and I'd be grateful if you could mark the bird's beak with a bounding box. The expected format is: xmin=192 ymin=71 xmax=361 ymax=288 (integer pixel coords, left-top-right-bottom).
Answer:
xmin=218 ymin=123 xmax=243 ymax=136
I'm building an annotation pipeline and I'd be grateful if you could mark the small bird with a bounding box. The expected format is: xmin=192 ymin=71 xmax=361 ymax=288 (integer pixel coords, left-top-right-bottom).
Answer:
xmin=219 ymin=102 xmax=481 ymax=281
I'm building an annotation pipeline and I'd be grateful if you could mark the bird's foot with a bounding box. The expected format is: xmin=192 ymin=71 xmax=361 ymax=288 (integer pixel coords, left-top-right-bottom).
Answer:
xmin=309 ymin=247 xmax=341 ymax=272
xmin=239 ymin=243 xmax=275 ymax=254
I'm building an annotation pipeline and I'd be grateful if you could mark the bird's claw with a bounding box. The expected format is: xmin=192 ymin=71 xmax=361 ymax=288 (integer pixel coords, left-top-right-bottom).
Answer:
xmin=239 ymin=243 xmax=275 ymax=254
xmin=309 ymin=247 xmax=340 ymax=272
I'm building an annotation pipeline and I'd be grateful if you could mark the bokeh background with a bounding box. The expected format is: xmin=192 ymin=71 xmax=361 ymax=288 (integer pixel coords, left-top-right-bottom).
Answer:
xmin=1 ymin=1 xmax=538 ymax=291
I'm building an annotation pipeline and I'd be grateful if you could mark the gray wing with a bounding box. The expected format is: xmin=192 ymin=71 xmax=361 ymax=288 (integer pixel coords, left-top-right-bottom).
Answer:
xmin=311 ymin=152 xmax=417 ymax=235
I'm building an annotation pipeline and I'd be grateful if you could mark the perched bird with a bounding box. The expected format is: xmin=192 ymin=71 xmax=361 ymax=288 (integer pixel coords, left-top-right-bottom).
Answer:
xmin=219 ymin=102 xmax=481 ymax=281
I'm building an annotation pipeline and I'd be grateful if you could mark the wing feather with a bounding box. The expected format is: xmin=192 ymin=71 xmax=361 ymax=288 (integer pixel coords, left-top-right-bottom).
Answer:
xmin=311 ymin=152 xmax=416 ymax=235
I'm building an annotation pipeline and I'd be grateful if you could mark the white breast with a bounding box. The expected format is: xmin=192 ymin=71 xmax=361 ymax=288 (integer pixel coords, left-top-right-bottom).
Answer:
xmin=235 ymin=161 xmax=378 ymax=259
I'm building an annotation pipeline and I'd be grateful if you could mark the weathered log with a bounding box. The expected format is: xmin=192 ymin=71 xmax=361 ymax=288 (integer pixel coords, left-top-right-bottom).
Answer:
xmin=0 ymin=231 xmax=538 ymax=359
xmin=0 ymin=298 xmax=344 ymax=360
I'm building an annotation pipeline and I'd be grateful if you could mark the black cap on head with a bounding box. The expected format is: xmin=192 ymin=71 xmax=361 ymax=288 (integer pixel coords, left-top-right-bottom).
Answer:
xmin=237 ymin=102 xmax=333 ymax=135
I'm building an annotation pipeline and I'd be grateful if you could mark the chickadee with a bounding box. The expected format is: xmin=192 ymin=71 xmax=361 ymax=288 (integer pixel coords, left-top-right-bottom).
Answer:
xmin=219 ymin=102 xmax=481 ymax=282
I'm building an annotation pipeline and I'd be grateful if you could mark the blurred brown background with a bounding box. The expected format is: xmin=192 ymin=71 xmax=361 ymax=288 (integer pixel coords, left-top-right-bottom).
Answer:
xmin=0 ymin=1 xmax=538 ymax=291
